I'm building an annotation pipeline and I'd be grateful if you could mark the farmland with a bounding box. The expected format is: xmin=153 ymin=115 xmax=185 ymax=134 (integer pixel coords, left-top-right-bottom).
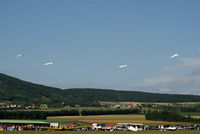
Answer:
xmin=47 ymin=114 xmax=194 ymax=125
xmin=0 ymin=130 xmax=199 ymax=134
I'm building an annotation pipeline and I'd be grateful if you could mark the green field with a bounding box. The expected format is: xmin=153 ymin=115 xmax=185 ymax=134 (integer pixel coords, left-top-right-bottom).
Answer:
xmin=0 ymin=130 xmax=199 ymax=134
xmin=99 ymin=101 xmax=200 ymax=106
xmin=47 ymin=114 xmax=194 ymax=126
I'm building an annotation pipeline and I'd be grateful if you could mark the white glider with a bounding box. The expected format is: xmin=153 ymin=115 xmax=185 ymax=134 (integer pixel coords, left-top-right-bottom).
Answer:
xmin=43 ymin=61 xmax=54 ymax=65
xmin=118 ymin=64 xmax=128 ymax=68
xmin=170 ymin=53 xmax=179 ymax=58
xmin=16 ymin=54 xmax=23 ymax=58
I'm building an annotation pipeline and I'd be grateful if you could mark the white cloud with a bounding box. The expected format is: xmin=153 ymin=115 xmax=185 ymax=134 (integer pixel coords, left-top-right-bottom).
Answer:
xmin=179 ymin=58 xmax=200 ymax=67
xmin=139 ymin=74 xmax=200 ymax=87
xmin=134 ymin=57 xmax=200 ymax=94
xmin=160 ymin=88 xmax=173 ymax=93
xmin=140 ymin=76 xmax=177 ymax=87
xmin=135 ymin=73 xmax=200 ymax=94
xmin=164 ymin=57 xmax=200 ymax=71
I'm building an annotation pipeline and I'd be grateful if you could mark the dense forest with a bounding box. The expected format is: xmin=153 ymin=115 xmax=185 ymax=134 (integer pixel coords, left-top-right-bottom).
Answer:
xmin=1 ymin=73 xmax=200 ymax=107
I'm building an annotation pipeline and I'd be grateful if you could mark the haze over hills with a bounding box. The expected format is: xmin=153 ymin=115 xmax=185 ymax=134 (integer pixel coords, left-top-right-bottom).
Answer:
xmin=1 ymin=73 xmax=200 ymax=107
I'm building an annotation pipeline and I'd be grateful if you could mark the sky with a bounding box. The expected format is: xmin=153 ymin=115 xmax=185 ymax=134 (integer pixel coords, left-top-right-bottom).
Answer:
xmin=1 ymin=0 xmax=200 ymax=95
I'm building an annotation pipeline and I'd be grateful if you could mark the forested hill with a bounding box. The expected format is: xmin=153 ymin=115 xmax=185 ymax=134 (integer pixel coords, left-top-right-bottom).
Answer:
xmin=63 ymin=88 xmax=200 ymax=103
xmin=1 ymin=73 xmax=200 ymax=107
xmin=0 ymin=73 xmax=64 ymax=106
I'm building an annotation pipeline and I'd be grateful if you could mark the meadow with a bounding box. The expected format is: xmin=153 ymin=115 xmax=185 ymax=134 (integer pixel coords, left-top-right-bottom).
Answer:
xmin=47 ymin=114 xmax=193 ymax=125
xmin=0 ymin=130 xmax=199 ymax=134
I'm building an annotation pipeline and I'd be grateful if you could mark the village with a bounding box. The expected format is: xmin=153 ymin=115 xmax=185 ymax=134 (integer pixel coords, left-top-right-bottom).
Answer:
xmin=0 ymin=104 xmax=48 ymax=109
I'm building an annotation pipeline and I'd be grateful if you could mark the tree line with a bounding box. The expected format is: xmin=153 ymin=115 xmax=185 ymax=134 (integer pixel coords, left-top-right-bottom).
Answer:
xmin=81 ymin=108 xmax=140 ymax=115
xmin=145 ymin=110 xmax=200 ymax=123
xmin=0 ymin=108 xmax=140 ymax=119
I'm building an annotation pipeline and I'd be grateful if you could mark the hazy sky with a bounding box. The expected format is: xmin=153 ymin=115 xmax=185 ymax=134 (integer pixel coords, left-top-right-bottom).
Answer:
xmin=1 ymin=0 xmax=200 ymax=94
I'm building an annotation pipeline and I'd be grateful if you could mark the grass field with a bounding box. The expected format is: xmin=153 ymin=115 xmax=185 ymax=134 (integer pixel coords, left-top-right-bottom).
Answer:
xmin=99 ymin=101 xmax=200 ymax=106
xmin=47 ymin=114 xmax=193 ymax=125
xmin=0 ymin=130 xmax=199 ymax=134
xmin=99 ymin=101 xmax=172 ymax=106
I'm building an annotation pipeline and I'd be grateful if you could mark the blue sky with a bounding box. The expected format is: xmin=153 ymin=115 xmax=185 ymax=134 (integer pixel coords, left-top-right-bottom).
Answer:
xmin=1 ymin=0 xmax=200 ymax=94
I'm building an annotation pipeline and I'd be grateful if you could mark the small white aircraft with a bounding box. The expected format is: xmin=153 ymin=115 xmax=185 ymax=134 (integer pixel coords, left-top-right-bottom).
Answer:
xmin=169 ymin=53 xmax=178 ymax=58
xmin=116 ymin=123 xmax=143 ymax=131
xmin=92 ymin=123 xmax=102 ymax=130
xmin=162 ymin=125 xmax=176 ymax=131
xmin=16 ymin=54 xmax=23 ymax=58
xmin=164 ymin=126 xmax=176 ymax=131
xmin=118 ymin=64 xmax=128 ymax=68
xmin=92 ymin=123 xmax=113 ymax=131
xmin=43 ymin=61 xmax=54 ymax=65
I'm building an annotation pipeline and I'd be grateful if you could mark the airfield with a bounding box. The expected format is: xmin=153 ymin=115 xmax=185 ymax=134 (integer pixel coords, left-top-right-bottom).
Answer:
xmin=0 ymin=114 xmax=199 ymax=133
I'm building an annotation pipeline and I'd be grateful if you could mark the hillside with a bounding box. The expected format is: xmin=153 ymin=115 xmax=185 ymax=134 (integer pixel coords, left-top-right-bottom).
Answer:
xmin=1 ymin=73 xmax=200 ymax=107
xmin=0 ymin=73 xmax=65 ymax=106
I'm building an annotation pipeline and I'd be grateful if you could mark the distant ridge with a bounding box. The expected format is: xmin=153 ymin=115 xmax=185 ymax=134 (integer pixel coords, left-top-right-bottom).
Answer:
xmin=1 ymin=73 xmax=200 ymax=107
